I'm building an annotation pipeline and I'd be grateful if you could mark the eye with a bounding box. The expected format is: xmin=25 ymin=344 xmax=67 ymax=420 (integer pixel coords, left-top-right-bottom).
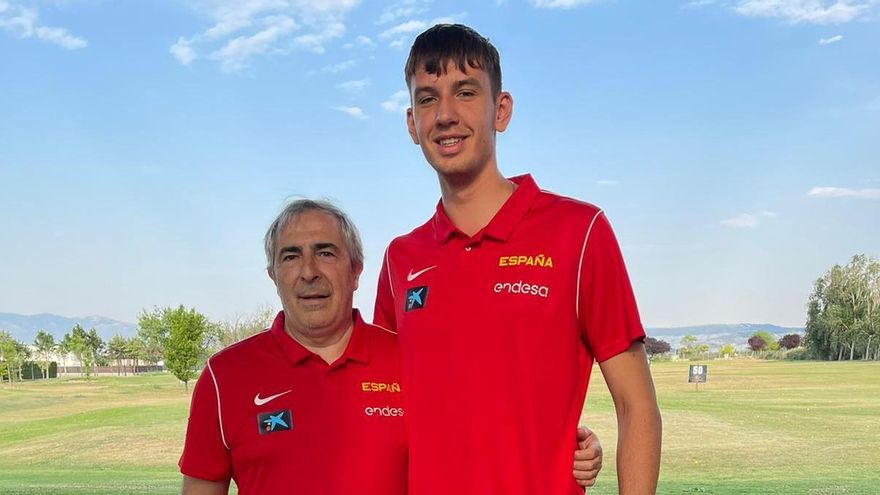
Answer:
xmin=281 ymin=253 xmax=299 ymax=262
xmin=318 ymin=250 xmax=336 ymax=258
xmin=418 ymin=95 xmax=437 ymax=105
xmin=458 ymin=90 xmax=475 ymax=98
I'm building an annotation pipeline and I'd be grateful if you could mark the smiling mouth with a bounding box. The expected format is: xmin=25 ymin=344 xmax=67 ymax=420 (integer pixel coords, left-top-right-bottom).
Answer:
xmin=438 ymin=137 xmax=463 ymax=147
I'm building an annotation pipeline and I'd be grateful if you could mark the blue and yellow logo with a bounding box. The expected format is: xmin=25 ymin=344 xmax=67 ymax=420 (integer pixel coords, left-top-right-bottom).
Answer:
xmin=257 ymin=409 xmax=292 ymax=435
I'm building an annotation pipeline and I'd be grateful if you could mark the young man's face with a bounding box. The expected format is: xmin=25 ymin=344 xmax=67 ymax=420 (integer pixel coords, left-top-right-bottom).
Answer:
xmin=268 ymin=210 xmax=361 ymax=342
xmin=406 ymin=62 xmax=512 ymax=180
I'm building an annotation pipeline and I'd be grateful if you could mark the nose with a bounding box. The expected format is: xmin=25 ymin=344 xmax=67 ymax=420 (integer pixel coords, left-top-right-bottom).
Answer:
xmin=300 ymin=254 xmax=320 ymax=282
xmin=434 ymin=96 xmax=458 ymax=127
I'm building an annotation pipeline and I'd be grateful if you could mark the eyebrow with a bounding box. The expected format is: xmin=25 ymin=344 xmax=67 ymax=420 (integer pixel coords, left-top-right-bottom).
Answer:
xmin=413 ymin=77 xmax=483 ymax=99
xmin=453 ymin=78 xmax=482 ymax=91
xmin=277 ymin=243 xmax=339 ymax=257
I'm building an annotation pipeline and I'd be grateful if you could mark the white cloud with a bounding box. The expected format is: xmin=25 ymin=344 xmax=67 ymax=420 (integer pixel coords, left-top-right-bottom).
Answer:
xmin=808 ymin=187 xmax=880 ymax=199
xmin=34 ymin=26 xmax=86 ymax=49
xmin=721 ymin=211 xmax=777 ymax=228
xmin=333 ymin=105 xmax=368 ymax=119
xmin=293 ymin=21 xmax=344 ymax=53
xmin=684 ymin=0 xmax=718 ymax=7
xmin=529 ymin=0 xmax=599 ymax=7
xmin=171 ymin=37 xmax=197 ymax=64
xmin=733 ymin=0 xmax=872 ymax=25
xmin=818 ymin=34 xmax=843 ymax=44
xmin=210 ymin=15 xmax=297 ymax=71
xmin=0 ymin=3 xmax=87 ymax=50
xmin=379 ymin=19 xmax=426 ymax=39
xmin=322 ymin=59 xmax=356 ymax=72
xmin=389 ymin=35 xmax=409 ymax=49
xmin=336 ymin=78 xmax=368 ymax=91
xmin=355 ymin=34 xmax=375 ymax=47
xmin=378 ymin=3 xmax=427 ymax=24
xmin=172 ymin=0 xmax=361 ymax=70
xmin=381 ymin=90 xmax=410 ymax=113
xmin=597 ymin=179 xmax=619 ymax=185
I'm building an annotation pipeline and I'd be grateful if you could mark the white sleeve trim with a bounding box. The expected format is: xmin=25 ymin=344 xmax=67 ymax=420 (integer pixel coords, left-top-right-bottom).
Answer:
xmin=383 ymin=244 xmax=395 ymax=298
xmin=372 ymin=323 xmax=398 ymax=335
xmin=206 ymin=360 xmax=229 ymax=451
xmin=576 ymin=210 xmax=604 ymax=321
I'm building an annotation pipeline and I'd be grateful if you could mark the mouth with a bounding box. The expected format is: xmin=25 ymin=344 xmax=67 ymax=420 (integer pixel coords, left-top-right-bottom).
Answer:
xmin=297 ymin=293 xmax=330 ymax=305
xmin=434 ymin=135 xmax=467 ymax=156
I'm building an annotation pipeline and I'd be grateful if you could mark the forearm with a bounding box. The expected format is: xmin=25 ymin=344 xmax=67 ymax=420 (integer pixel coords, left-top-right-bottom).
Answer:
xmin=616 ymin=402 xmax=661 ymax=495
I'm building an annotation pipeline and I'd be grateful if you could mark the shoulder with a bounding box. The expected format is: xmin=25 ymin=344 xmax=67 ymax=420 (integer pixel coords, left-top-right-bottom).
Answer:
xmin=207 ymin=330 xmax=272 ymax=370
xmin=364 ymin=322 xmax=400 ymax=358
xmin=534 ymin=187 xmax=603 ymax=220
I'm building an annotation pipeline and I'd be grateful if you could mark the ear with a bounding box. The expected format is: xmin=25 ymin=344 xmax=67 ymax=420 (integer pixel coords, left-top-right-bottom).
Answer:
xmin=494 ymin=91 xmax=513 ymax=133
xmin=406 ymin=107 xmax=420 ymax=145
xmin=267 ymin=267 xmax=276 ymax=285
xmin=352 ymin=263 xmax=364 ymax=291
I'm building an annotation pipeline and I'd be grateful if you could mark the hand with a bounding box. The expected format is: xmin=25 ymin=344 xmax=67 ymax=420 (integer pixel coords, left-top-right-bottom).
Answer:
xmin=573 ymin=426 xmax=603 ymax=488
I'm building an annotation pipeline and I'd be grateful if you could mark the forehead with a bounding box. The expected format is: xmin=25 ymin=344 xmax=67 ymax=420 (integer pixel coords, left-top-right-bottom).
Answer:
xmin=277 ymin=210 xmax=344 ymax=245
xmin=409 ymin=61 xmax=490 ymax=88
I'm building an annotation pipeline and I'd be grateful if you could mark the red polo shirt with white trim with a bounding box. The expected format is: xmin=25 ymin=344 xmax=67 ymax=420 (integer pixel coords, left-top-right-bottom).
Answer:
xmin=179 ymin=310 xmax=406 ymax=495
xmin=374 ymin=174 xmax=645 ymax=495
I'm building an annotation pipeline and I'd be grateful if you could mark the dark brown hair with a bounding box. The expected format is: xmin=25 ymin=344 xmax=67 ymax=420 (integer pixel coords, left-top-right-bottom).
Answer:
xmin=404 ymin=24 xmax=502 ymax=97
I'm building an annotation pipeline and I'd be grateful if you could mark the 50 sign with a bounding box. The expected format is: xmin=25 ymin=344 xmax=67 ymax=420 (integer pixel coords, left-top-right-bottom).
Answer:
xmin=688 ymin=364 xmax=707 ymax=384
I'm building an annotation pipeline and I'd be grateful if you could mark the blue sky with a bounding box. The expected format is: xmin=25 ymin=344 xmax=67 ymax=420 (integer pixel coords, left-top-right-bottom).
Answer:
xmin=1 ymin=0 xmax=878 ymax=328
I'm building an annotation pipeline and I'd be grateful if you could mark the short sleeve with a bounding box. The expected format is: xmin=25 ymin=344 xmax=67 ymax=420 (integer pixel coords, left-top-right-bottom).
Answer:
xmin=178 ymin=364 xmax=232 ymax=482
xmin=578 ymin=212 xmax=645 ymax=362
xmin=373 ymin=245 xmax=398 ymax=331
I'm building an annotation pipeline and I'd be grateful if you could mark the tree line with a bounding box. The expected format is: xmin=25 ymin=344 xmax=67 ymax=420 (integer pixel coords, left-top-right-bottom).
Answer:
xmin=0 ymin=305 xmax=276 ymax=387
xmin=644 ymin=330 xmax=803 ymax=361
xmin=805 ymin=254 xmax=879 ymax=360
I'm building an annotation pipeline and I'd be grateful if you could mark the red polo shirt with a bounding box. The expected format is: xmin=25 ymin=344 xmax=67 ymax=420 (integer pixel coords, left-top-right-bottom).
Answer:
xmin=374 ymin=174 xmax=644 ymax=495
xmin=179 ymin=310 xmax=406 ymax=495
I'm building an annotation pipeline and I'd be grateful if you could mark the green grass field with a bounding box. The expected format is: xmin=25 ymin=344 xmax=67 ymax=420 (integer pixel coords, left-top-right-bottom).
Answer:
xmin=0 ymin=361 xmax=878 ymax=494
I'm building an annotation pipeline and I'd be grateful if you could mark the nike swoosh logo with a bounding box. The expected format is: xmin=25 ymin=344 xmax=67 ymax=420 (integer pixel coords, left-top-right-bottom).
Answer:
xmin=254 ymin=390 xmax=291 ymax=406
xmin=407 ymin=265 xmax=437 ymax=282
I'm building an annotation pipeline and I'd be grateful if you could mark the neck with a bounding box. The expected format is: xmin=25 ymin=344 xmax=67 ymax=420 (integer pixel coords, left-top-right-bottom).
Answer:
xmin=439 ymin=165 xmax=515 ymax=237
xmin=285 ymin=321 xmax=353 ymax=364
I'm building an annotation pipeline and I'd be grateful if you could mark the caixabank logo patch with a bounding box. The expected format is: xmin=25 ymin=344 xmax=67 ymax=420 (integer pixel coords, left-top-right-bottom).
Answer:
xmin=405 ymin=286 xmax=428 ymax=312
xmin=257 ymin=409 xmax=292 ymax=435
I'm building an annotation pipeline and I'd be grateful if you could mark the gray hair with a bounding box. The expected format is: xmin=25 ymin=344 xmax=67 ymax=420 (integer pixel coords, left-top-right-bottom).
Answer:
xmin=264 ymin=199 xmax=364 ymax=274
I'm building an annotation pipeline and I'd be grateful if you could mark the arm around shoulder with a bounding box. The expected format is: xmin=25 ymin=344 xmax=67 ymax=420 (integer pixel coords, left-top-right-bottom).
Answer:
xmin=181 ymin=475 xmax=230 ymax=495
xmin=598 ymin=340 xmax=661 ymax=495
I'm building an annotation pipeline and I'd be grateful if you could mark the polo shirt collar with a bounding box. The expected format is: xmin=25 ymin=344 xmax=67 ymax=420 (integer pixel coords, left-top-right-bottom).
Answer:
xmin=269 ymin=309 xmax=371 ymax=367
xmin=432 ymin=174 xmax=540 ymax=243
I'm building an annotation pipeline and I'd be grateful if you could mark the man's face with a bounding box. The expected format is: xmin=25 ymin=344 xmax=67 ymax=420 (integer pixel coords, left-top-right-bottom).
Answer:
xmin=268 ymin=211 xmax=361 ymax=341
xmin=406 ymin=62 xmax=512 ymax=179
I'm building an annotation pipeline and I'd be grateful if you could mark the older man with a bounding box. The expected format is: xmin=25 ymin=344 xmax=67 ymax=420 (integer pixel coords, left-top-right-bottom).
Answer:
xmin=179 ymin=199 xmax=603 ymax=494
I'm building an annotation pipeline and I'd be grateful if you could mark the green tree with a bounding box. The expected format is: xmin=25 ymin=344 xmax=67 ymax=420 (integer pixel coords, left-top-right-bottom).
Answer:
xmin=125 ymin=337 xmax=147 ymax=374
xmin=805 ymin=255 xmax=880 ymax=360
xmin=162 ymin=305 xmax=210 ymax=390
xmin=58 ymin=333 xmax=73 ymax=374
xmin=214 ymin=305 xmax=276 ymax=351
xmin=137 ymin=307 xmax=171 ymax=364
xmin=0 ymin=331 xmax=30 ymax=384
xmin=678 ymin=334 xmax=698 ymax=359
xmin=66 ymin=325 xmax=103 ymax=379
xmin=33 ymin=330 xmax=56 ymax=379
xmin=106 ymin=335 xmax=128 ymax=375
xmin=718 ymin=343 xmax=736 ymax=358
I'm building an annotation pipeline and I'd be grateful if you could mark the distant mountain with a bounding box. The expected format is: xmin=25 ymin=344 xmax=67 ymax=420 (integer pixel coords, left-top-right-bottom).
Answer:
xmin=0 ymin=313 xmax=138 ymax=344
xmin=646 ymin=323 xmax=805 ymax=350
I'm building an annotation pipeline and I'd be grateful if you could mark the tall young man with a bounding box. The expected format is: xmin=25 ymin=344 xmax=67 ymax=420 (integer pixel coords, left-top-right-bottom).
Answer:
xmin=375 ymin=24 xmax=662 ymax=495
